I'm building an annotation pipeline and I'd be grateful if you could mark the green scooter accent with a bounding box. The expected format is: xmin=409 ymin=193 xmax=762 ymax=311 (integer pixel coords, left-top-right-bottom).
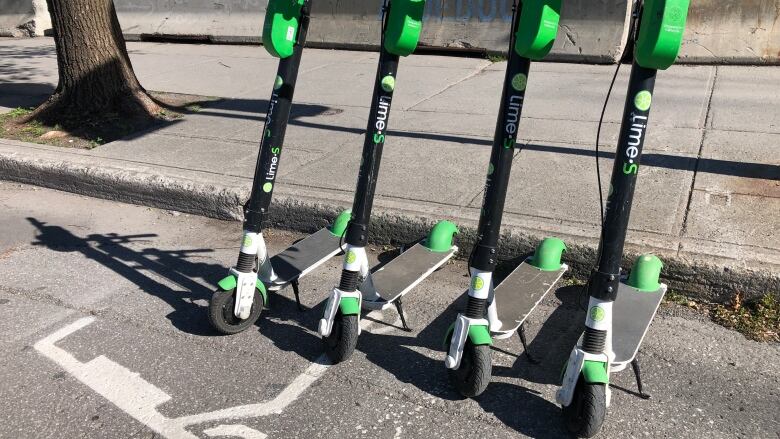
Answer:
xmin=635 ymin=0 xmax=690 ymax=70
xmin=627 ymin=254 xmax=664 ymax=292
xmin=329 ymin=210 xmax=352 ymax=237
xmin=262 ymin=0 xmax=305 ymax=59
xmin=514 ymin=0 xmax=561 ymax=60
xmin=384 ymin=0 xmax=425 ymax=56
xmin=217 ymin=275 xmax=269 ymax=304
xmin=582 ymin=360 xmax=609 ymax=384
xmin=443 ymin=322 xmax=493 ymax=349
xmin=339 ymin=297 xmax=361 ymax=315
xmin=529 ymin=237 xmax=566 ymax=271
xmin=468 ymin=324 xmax=493 ymax=345
xmin=424 ymin=220 xmax=459 ymax=253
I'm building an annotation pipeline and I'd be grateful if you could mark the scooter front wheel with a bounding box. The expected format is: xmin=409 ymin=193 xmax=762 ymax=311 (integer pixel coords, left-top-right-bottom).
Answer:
xmin=322 ymin=313 xmax=359 ymax=363
xmin=448 ymin=342 xmax=491 ymax=398
xmin=208 ymin=288 xmax=264 ymax=334
xmin=562 ymin=377 xmax=606 ymax=438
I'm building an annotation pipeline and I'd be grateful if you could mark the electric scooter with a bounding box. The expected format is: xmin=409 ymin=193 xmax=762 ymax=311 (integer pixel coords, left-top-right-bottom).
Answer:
xmin=556 ymin=0 xmax=690 ymax=436
xmin=208 ymin=0 xmax=349 ymax=334
xmin=442 ymin=0 xmax=567 ymax=398
xmin=317 ymin=0 xmax=459 ymax=363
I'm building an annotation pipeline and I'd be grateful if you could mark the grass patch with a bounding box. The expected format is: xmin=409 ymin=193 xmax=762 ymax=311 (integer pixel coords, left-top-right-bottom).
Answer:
xmin=712 ymin=293 xmax=779 ymax=342
xmin=7 ymin=107 xmax=33 ymax=118
xmin=487 ymin=54 xmax=507 ymax=63
xmin=0 ymin=92 xmax=217 ymax=149
xmin=663 ymin=289 xmax=779 ymax=342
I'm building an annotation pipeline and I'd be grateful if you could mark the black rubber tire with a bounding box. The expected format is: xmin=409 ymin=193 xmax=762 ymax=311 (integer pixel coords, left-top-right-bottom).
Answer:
xmin=448 ymin=342 xmax=491 ymax=398
xmin=562 ymin=378 xmax=607 ymax=438
xmin=322 ymin=313 xmax=359 ymax=363
xmin=208 ymin=287 xmax=264 ymax=334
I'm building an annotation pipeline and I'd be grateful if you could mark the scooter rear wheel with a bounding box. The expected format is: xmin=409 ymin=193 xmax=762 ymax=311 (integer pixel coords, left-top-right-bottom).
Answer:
xmin=448 ymin=342 xmax=491 ymax=398
xmin=562 ymin=377 xmax=606 ymax=438
xmin=208 ymin=287 xmax=264 ymax=334
xmin=322 ymin=313 xmax=359 ymax=363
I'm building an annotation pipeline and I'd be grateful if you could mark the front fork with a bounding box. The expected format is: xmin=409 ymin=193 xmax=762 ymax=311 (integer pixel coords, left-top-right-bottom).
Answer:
xmin=444 ymin=268 xmax=494 ymax=369
xmin=318 ymin=244 xmax=370 ymax=337
xmin=557 ymin=298 xmax=614 ymax=407
xmin=221 ymin=231 xmax=277 ymax=319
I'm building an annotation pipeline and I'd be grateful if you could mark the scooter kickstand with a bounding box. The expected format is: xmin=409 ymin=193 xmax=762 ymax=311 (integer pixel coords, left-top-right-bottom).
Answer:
xmin=518 ymin=324 xmax=540 ymax=364
xmin=291 ymin=279 xmax=304 ymax=312
xmin=394 ymin=298 xmax=412 ymax=332
xmin=631 ymin=357 xmax=651 ymax=399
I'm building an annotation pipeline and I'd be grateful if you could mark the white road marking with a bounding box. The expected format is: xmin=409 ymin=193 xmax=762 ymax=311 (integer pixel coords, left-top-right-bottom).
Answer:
xmin=34 ymin=310 xmax=403 ymax=438
xmin=34 ymin=317 xmax=331 ymax=439
xmin=204 ymin=424 xmax=267 ymax=439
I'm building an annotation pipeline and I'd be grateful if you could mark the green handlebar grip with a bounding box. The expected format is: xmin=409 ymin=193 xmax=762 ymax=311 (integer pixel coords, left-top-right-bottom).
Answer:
xmin=627 ymin=254 xmax=663 ymax=292
xmin=514 ymin=0 xmax=561 ymax=60
xmin=384 ymin=0 xmax=426 ymax=57
xmin=635 ymin=0 xmax=690 ymax=70
xmin=262 ymin=0 xmax=305 ymax=59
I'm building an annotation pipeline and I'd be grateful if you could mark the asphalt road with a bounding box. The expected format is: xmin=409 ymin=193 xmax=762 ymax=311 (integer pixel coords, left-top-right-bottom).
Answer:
xmin=0 ymin=182 xmax=777 ymax=439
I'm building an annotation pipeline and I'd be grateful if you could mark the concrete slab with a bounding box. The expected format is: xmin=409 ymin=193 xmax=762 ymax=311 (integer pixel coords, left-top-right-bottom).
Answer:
xmin=695 ymin=130 xmax=780 ymax=199
xmin=496 ymin=141 xmax=696 ymax=237
xmin=281 ymin=133 xmax=491 ymax=207
xmin=135 ymin=55 xmax=280 ymax=98
xmin=414 ymin=63 xmax=715 ymax=129
xmin=682 ymin=191 xmax=780 ymax=261
xmin=148 ymin=97 xmax=352 ymax=151
xmin=395 ymin=110 xmax=704 ymax=156
xmin=709 ymin=66 xmax=780 ymax=133
xmin=681 ymin=129 xmax=780 ymax=266
xmin=294 ymin=59 xmax=483 ymax=111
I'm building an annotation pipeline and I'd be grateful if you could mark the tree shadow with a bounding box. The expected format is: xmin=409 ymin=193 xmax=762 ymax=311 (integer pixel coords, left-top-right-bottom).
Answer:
xmin=26 ymin=217 xmax=222 ymax=336
xmin=0 ymin=82 xmax=54 ymax=110
xmin=25 ymin=215 xmax=331 ymax=360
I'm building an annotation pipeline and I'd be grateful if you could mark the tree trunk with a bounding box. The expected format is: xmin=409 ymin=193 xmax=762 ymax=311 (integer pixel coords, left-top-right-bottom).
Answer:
xmin=27 ymin=0 xmax=160 ymax=124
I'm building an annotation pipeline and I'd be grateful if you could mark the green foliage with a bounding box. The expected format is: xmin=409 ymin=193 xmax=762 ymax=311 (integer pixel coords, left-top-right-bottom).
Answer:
xmin=7 ymin=107 xmax=33 ymax=118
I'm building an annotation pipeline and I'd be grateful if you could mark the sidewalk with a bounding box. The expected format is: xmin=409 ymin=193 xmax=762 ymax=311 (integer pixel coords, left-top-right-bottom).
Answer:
xmin=0 ymin=37 xmax=778 ymax=301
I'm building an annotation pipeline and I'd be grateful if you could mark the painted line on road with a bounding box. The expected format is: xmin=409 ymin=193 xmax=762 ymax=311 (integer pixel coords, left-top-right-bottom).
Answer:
xmin=204 ymin=424 xmax=267 ymax=439
xmin=33 ymin=310 xmax=398 ymax=438
xmin=34 ymin=317 xmax=333 ymax=438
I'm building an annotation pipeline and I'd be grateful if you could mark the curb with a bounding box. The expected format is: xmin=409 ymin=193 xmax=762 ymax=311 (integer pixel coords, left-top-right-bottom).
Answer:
xmin=1 ymin=144 xmax=777 ymax=303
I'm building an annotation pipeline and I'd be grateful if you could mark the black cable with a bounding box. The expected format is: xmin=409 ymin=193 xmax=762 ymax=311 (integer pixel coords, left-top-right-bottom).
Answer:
xmin=338 ymin=220 xmax=349 ymax=252
xmin=595 ymin=62 xmax=622 ymax=227
xmin=581 ymin=1 xmax=642 ymax=311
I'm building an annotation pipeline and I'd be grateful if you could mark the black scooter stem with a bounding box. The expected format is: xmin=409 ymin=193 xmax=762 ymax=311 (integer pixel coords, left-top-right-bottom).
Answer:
xmin=470 ymin=9 xmax=530 ymax=273
xmin=244 ymin=1 xmax=311 ymax=233
xmin=589 ymin=63 xmax=656 ymax=302
xmin=345 ymin=48 xmax=400 ymax=247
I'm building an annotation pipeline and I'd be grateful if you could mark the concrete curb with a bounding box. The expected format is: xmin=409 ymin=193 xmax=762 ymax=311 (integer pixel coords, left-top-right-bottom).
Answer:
xmin=1 ymin=142 xmax=776 ymax=303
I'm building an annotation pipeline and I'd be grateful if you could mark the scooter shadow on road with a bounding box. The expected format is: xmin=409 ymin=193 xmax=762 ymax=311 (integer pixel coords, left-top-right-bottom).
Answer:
xmin=493 ymin=285 xmax=588 ymax=386
xmin=356 ymin=291 xmax=569 ymax=438
xmin=27 ymin=217 xmax=224 ymax=336
xmin=255 ymin=288 xmax=330 ymax=363
xmin=345 ymin=267 xmax=563 ymax=436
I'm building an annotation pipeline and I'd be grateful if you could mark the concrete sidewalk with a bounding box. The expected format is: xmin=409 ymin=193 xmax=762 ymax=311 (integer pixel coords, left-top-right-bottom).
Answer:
xmin=0 ymin=37 xmax=778 ymax=301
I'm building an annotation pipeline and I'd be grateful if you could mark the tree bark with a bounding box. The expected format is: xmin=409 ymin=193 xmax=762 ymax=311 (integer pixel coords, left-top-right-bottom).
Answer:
xmin=26 ymin=0 xmax=160 ymax=124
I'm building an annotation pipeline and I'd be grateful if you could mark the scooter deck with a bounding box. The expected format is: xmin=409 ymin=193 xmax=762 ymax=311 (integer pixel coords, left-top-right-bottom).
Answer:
xmin=611 ymin=282 xmax=666 ymax=366
xmin=362 ymin=243 xmax=456 ymax=310
xmin=268 ymin=228 xmax=343 ymax=289
xmin=492 ymin=260 xmax=567 ymax=336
